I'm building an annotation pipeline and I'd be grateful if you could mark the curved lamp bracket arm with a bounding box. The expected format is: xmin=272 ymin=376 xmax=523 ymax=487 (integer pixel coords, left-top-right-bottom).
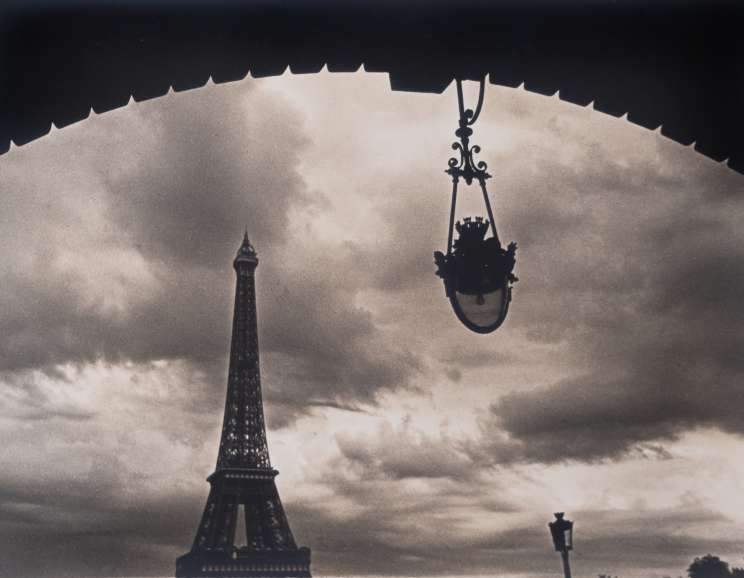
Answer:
xmin=455 ymin=77 xmax=486 ymax=127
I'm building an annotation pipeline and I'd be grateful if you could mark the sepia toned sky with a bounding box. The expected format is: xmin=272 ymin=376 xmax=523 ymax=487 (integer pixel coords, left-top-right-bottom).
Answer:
xmin=1 ymin=70 xmax=744 ymax=578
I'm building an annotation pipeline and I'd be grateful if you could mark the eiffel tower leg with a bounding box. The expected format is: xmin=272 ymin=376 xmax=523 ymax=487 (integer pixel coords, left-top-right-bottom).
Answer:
xmin=193 ymin=486 xmax=241 ymax=551
xmin=192 ymin=489 xmax=219 ymax=551
xmin=214 ymin=495 xmax=238 ymax=549
xmin=245 ymin=501 xmax=264 ymax=550
xmin=271 ymin=487 xmax=297 ymax=550
xmin=257 ymin=483 xmax=297 ymax=550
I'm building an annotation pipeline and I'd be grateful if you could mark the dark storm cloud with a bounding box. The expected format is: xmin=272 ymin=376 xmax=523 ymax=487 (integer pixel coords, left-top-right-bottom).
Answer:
xmin=0 ymin=81 xmax=423 ymax=420
xmin=105 ymin=84 xmax=310 ymax=270
xmin=467 ymin=128 xmax=744 ymax=464
xmin=258 ymin=250 xmax=423 ymax=422
xmin=469 ymin=373 xmax=684 ymax=464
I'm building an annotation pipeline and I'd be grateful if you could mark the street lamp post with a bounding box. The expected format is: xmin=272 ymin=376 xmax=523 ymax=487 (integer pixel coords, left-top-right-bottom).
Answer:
xmin=549 ymin=512 xmax=574 ymax=578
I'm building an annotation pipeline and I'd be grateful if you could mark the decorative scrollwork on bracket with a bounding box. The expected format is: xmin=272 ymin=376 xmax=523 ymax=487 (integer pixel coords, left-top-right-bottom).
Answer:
xmin=448 ymin=142 xmax=465 ymax=169
xmin=445 ymin=79 xmax=491 ymax=186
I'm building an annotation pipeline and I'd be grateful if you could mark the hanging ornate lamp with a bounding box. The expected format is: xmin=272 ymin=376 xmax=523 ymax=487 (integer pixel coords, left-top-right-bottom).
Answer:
xmin=434 ymin=78 xmax=517 ymax=334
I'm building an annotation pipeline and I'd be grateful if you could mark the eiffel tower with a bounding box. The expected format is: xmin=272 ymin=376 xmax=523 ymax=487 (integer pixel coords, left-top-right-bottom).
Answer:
xmin=176 ymin=233 xmax=311 ymax=578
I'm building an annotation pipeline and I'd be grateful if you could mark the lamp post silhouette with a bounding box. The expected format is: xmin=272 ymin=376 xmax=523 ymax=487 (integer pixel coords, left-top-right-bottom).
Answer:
xmin=549 ymin=512 xmax=574 ymax=578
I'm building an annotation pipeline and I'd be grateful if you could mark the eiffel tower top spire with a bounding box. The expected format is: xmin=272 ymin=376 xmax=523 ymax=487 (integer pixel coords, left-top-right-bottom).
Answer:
xmin=218 ymin=233 xmax=270 ymax=470
xmin=234 ymin=229 xmax=258 ymax=269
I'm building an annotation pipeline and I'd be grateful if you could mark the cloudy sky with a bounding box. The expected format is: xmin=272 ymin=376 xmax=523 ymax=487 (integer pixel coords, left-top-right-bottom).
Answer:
xmin=1 ymin=70 xmax=744 ymax=578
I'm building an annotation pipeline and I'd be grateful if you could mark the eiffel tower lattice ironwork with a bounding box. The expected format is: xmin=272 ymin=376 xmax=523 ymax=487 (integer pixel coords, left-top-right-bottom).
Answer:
xmin=176 ymin=233 xmax=311 ymax=578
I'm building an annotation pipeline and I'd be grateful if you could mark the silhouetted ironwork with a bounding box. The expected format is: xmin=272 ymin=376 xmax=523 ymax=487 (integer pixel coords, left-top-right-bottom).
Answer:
xmin=435 ymin=78 xmax=517 ymax=334
xmin=1 ymin=2 xmax=742 ymax=172
xmin=176 ymin=234 xmax=311 ymax=578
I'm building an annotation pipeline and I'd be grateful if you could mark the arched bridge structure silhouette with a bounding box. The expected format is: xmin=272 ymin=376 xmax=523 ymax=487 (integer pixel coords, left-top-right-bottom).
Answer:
xmin=1 ymin=0 xmax=742 ymax=174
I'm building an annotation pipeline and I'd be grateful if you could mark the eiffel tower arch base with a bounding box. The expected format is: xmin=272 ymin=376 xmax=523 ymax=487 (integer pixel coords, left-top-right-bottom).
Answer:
xmin=176 ymin=547 xmax=311 ymax=578
xmin=177 ymin=468 xmax=311 ymax=578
